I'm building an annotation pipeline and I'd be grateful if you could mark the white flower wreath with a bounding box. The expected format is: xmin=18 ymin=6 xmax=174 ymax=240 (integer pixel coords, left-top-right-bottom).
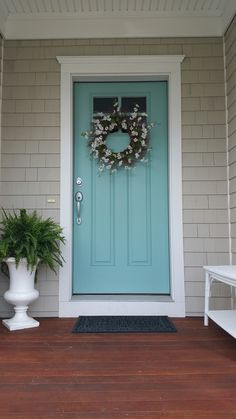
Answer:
xmin=82 ymin=102 xmax=154 ymax=172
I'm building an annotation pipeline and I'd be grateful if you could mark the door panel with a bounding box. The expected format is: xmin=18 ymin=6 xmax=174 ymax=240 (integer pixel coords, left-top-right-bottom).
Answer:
xmin=73 ymin=82 xmax=169 ymax=294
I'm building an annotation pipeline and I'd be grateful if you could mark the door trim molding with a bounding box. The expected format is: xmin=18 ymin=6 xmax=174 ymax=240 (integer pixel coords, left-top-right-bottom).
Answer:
xmin=57 ymin=55 xmax=186 ymax=317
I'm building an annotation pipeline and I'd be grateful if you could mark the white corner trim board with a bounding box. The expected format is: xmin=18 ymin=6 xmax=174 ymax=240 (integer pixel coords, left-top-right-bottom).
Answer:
xmin=57 ymin=55 xmax=185 ymax=317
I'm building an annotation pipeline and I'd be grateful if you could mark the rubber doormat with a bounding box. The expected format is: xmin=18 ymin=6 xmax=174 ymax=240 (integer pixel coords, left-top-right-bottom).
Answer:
xmin=72 ymin=315 xmax=177 ymax=333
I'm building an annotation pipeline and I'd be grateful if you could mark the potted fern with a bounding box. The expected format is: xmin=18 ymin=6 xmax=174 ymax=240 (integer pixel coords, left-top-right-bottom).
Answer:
xmin=0 ymin=209 xmax=65 ymax=331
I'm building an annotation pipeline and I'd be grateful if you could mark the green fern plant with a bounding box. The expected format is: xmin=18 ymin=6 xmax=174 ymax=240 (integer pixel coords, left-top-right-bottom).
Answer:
xmin=0 ymin=208 xmax=65 ymax=273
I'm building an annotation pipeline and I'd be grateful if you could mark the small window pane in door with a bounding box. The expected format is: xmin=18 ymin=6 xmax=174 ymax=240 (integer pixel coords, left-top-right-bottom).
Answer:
xmin=93 ymin=97 xmax=118 ymax=113
xmin=121 ymin=97 xmax=146 ymax=113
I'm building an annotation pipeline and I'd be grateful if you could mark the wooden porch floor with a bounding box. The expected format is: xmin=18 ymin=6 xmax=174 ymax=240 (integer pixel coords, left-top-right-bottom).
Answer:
xmin=0 ymin=317 xmax=236 ymax=418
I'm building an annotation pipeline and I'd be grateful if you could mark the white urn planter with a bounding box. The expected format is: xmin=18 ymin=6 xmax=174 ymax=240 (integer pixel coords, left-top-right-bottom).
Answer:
xmin=2 ymin=258 xmax=39 ymax=331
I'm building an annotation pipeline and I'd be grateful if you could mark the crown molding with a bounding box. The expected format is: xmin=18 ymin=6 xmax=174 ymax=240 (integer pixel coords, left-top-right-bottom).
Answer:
xmin=4 ymin=14 xmax=223 ymax=39
xmin=0 ymin=1 xmax=234 ymax=40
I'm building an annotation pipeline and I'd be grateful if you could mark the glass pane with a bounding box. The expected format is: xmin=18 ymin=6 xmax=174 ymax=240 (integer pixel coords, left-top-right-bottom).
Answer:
xmin=93 ymin=97 xmax=118 ymax=113
xmin=121 ymin=97 xmax=146 ymax=113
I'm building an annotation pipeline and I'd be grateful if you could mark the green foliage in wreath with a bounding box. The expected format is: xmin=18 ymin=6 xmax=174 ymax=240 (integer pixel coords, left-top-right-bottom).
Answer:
xmin=82 ymin=102 xmax=154 ymax=172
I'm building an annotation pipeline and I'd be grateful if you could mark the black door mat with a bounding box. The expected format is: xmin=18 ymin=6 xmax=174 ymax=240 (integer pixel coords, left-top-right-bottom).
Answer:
xmin=72 ymin=315 xmax=177 ymax=333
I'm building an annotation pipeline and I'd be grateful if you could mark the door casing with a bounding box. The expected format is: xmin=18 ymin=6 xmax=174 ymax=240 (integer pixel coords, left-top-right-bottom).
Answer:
xmin=57 ymin=55 xmax=185 ymax=317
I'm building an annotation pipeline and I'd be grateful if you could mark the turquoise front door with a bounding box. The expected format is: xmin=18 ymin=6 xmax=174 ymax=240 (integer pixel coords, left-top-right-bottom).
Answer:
xmin=73 ymin=82 xmax=169 ymax=294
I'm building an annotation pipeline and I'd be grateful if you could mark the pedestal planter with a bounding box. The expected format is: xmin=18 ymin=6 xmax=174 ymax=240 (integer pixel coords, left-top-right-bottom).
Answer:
xmin=2 ymin=258 xmax=39 ymax=331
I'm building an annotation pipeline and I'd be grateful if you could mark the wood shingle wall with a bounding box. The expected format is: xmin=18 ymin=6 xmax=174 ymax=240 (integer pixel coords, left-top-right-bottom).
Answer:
xmin=0 ymin=35 xmax=231 ymax=316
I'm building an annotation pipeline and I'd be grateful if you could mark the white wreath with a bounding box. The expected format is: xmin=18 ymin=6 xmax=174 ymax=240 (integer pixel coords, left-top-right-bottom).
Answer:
xmin=82 ymin=103 xmax=154 ymax=172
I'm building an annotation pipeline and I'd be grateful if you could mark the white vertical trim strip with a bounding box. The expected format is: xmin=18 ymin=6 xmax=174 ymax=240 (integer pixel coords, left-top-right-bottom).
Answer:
xmin=168 ymin=63 xmax=185 ymax=303
xmin=223 ymin=36 xmax=232 ymax=265
xmin=57 ymin=55 xmax=185 ymax=317
xmin=59 ymin=67 xmax=73 ymax=304
xmin=0 ymin=36 xmax=4 ymax=180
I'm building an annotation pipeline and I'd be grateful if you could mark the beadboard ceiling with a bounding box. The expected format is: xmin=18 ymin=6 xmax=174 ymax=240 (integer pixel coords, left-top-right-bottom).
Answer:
xmin=0 ymin=0 xmax=235 ymax=39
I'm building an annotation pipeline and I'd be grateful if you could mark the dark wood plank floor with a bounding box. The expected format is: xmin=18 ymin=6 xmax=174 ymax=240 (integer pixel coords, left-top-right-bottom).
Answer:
xmin=0 ymin=317 xmax=236 ymax=419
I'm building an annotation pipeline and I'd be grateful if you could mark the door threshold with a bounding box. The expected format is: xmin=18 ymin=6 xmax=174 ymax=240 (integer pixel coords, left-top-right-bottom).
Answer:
xmin=71 ymin=295 xmax=173 ymax=302
xmin=60 ymin=295 xmax=184 ymax=317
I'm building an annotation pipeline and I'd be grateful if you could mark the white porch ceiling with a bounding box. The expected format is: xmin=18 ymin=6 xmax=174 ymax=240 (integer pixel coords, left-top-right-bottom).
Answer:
xmin=0 ymin=0 xmax=235 ymax=39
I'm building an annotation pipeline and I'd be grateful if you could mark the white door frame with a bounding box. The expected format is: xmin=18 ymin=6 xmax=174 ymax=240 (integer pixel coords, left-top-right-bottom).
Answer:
xmin=57 ymin=55 xmax=185 ymax=317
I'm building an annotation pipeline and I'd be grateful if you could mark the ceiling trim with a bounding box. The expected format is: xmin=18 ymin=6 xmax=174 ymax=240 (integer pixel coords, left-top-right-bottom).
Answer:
xmin=0 ymin=0 xmax=235 ymax=40
xmin=4 ymin=15 xmax=224 ymax=39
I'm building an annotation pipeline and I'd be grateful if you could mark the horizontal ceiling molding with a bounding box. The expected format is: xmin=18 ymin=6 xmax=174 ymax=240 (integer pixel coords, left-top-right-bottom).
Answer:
xmin=4 ymin=15 xmax=223 ymax=39
xmin=0 ymin=0 xmax=235 ymax=39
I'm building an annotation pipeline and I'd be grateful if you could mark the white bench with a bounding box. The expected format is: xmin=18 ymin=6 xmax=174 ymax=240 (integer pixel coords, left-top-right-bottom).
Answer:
xmin=204 ymin=265 xmax=236 ymax=338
